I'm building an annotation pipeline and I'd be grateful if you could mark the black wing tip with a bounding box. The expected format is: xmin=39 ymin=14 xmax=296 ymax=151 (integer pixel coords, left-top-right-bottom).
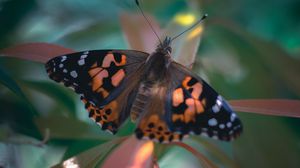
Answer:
xmin=45 ymin=58 xmax=59 ymax=81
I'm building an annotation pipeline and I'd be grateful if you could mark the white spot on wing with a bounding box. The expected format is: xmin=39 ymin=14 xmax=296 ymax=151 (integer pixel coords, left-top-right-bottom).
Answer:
xmin=227 ymin=122 xmax=232 ymax=128
xmin=69 ymin=86 xmax=75 ymax=91
xmin=63 ymin=69 xmax=68 ymax=73
xmin=61 ymin=56 xmax=67 ymax=62
xmin=78 ymin=59 xmax=85 ymax=65
xmin=59 ymin=64 xmax=63 ymax=68
xmin=70 ymin=71 xmax=78 ymax=78
xmin=212 ymin=96 xmax=223 ymax=113
xmin=231 ymin=113 xmax=236 ymax=122
xmin=208 ymin=118 xmax=218 ymax=126
xmin=216 ymin=96 xmax=223 ymax=106
xmin=219 ymin=124 xmax=225 ymax=129
xmin=97 ymin=122 xmax=102 ymax=127
xmin=105 ymin=130 xmax=113 ymax=134
xmin=212 ymin=105 xmax=220 ymax=113
xmin=81 ymin=54 xmax=88 ymax=59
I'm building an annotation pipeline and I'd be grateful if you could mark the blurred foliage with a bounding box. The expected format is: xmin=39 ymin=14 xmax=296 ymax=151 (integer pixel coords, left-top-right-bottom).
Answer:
xmin=0 ymin=0 xmax=300 ymax=168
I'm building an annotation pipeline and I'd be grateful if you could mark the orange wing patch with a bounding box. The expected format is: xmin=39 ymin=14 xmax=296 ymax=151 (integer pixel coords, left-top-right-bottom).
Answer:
xmin=82 ymin=98 xmax=120 ymax=134
xmin=88 ymin=52 xmax=127 ymax=101
xmin=171 ymin=76 xmax=206 ymax=132
xmin=102 ymin=53 xmax=126 ymax=67
xmin=182 ymin=76 xmax=204 ymax=114
xmin=89 ymin=66 xmax=109 ymax=91
xmin=172 ymin=88 xmax=184 ymax=106
xmin=182 ymin=76 xmax=203 ymax=99
xmin=111 ymin=69 xmax=125 ymax=87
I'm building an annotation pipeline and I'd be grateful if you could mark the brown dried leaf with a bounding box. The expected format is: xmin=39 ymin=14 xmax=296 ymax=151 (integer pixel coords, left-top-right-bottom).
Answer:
xmin=120 ymin=12 xmax=162 ymax=53
xmin=163 ymin=17 xmax=204 ymax=68
xmin=102 ymin=135 xmax=154 ymax=168
xmin=120 ymin=12 xmax=204 ymax=68
xmin=0 ymin=43 xmax=75 ymax=63
xmin=229 ymin=99 xmax=300 ymax=118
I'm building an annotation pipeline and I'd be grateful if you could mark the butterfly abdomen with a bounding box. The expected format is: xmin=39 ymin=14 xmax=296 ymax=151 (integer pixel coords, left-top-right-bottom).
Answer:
xmin=130 ymin=82 xmax=153 ymax=121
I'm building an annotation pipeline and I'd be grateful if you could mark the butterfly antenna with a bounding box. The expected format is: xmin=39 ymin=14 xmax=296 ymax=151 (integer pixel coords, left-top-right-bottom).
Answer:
xmin=171 ymin=13 xmax=208 ymax=42
xmin=135 ymin=0 xmax=162 ymax=45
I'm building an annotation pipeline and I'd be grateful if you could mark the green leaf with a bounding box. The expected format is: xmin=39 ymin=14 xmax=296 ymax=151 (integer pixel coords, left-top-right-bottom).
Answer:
xmin=0 ymin=0 xmax=37 ymax=47
xmin=35 ymin=116 xmax=115 ymax=140
xmin=190 ymin=137 xmax=239 ymax=168
xmin=23 ymin=80 xmax=77 ymax=116
xmin=209 ymin=18 xmax=300 ymax=97
xmin=0 ymin=66 xmax=37 ymax=116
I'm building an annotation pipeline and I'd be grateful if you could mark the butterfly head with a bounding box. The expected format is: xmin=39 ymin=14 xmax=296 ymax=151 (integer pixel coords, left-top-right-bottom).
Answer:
xmin=157 ymin=36 xmax=172 ymax=55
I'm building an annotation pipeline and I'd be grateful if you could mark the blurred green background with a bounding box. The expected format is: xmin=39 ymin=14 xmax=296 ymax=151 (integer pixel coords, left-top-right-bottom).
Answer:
xmin=0 ymin=0 xmax=300 ymax=167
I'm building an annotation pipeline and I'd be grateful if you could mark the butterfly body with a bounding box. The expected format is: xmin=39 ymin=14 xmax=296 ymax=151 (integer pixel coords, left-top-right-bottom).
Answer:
xmin=46 ymin=36 xmax=242 ymax=143
xmin=127 ymin=37 xmax=172 ymax=121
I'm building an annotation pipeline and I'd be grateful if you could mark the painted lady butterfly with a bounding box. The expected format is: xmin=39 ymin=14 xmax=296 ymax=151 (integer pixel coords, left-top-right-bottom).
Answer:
xmin=45 ymin=2 xmax=242 ymax=143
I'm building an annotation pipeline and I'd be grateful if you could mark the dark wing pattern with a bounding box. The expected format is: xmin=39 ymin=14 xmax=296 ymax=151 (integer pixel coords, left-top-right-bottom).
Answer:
xmin=167 ymin=62 xmax=243 ymax=141
xmin=135 ymin=85 xmax=187 ymax=143
xmin=46 ymin=50 xmax=148 ymax=133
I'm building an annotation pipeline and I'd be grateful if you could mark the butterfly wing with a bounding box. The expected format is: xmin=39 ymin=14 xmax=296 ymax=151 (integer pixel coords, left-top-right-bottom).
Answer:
xmin=166 ymin=62 xmax=243 ymax=141
xmin=46 ymin=50 xmax=148 ymax=133
xmin=135 ymin=85 xmax=186 ymax=143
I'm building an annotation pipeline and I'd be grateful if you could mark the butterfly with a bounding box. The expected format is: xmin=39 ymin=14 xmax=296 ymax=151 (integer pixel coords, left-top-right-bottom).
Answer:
xmin=45 ymin=34 xmax=243 ymax=143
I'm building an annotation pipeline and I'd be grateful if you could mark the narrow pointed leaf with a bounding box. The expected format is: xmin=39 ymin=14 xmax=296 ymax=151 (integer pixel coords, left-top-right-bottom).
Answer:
xmin=229 ymin=99 xmax=300 ymax=118
xmin=102 ymin=136 xmax=154 ymax=168
xmin=0 ymin=66 xmax=37 ymax=116
xmin=0 ymin=43 xmax=75 ymax=63
xmin=172 ymin=142 xmax=218 ymax=168
xmin=120 ymin=11 xmax=204 ymax=68
xmin=120 ymin=12 xmax=162 ymax=53
xmin=164 ymin=12 xmax=204 ymax=67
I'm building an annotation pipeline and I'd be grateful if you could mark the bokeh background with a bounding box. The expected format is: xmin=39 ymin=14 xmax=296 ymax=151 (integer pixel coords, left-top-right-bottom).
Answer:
xmin=0 ymin=0 xmax=300 ymax=167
